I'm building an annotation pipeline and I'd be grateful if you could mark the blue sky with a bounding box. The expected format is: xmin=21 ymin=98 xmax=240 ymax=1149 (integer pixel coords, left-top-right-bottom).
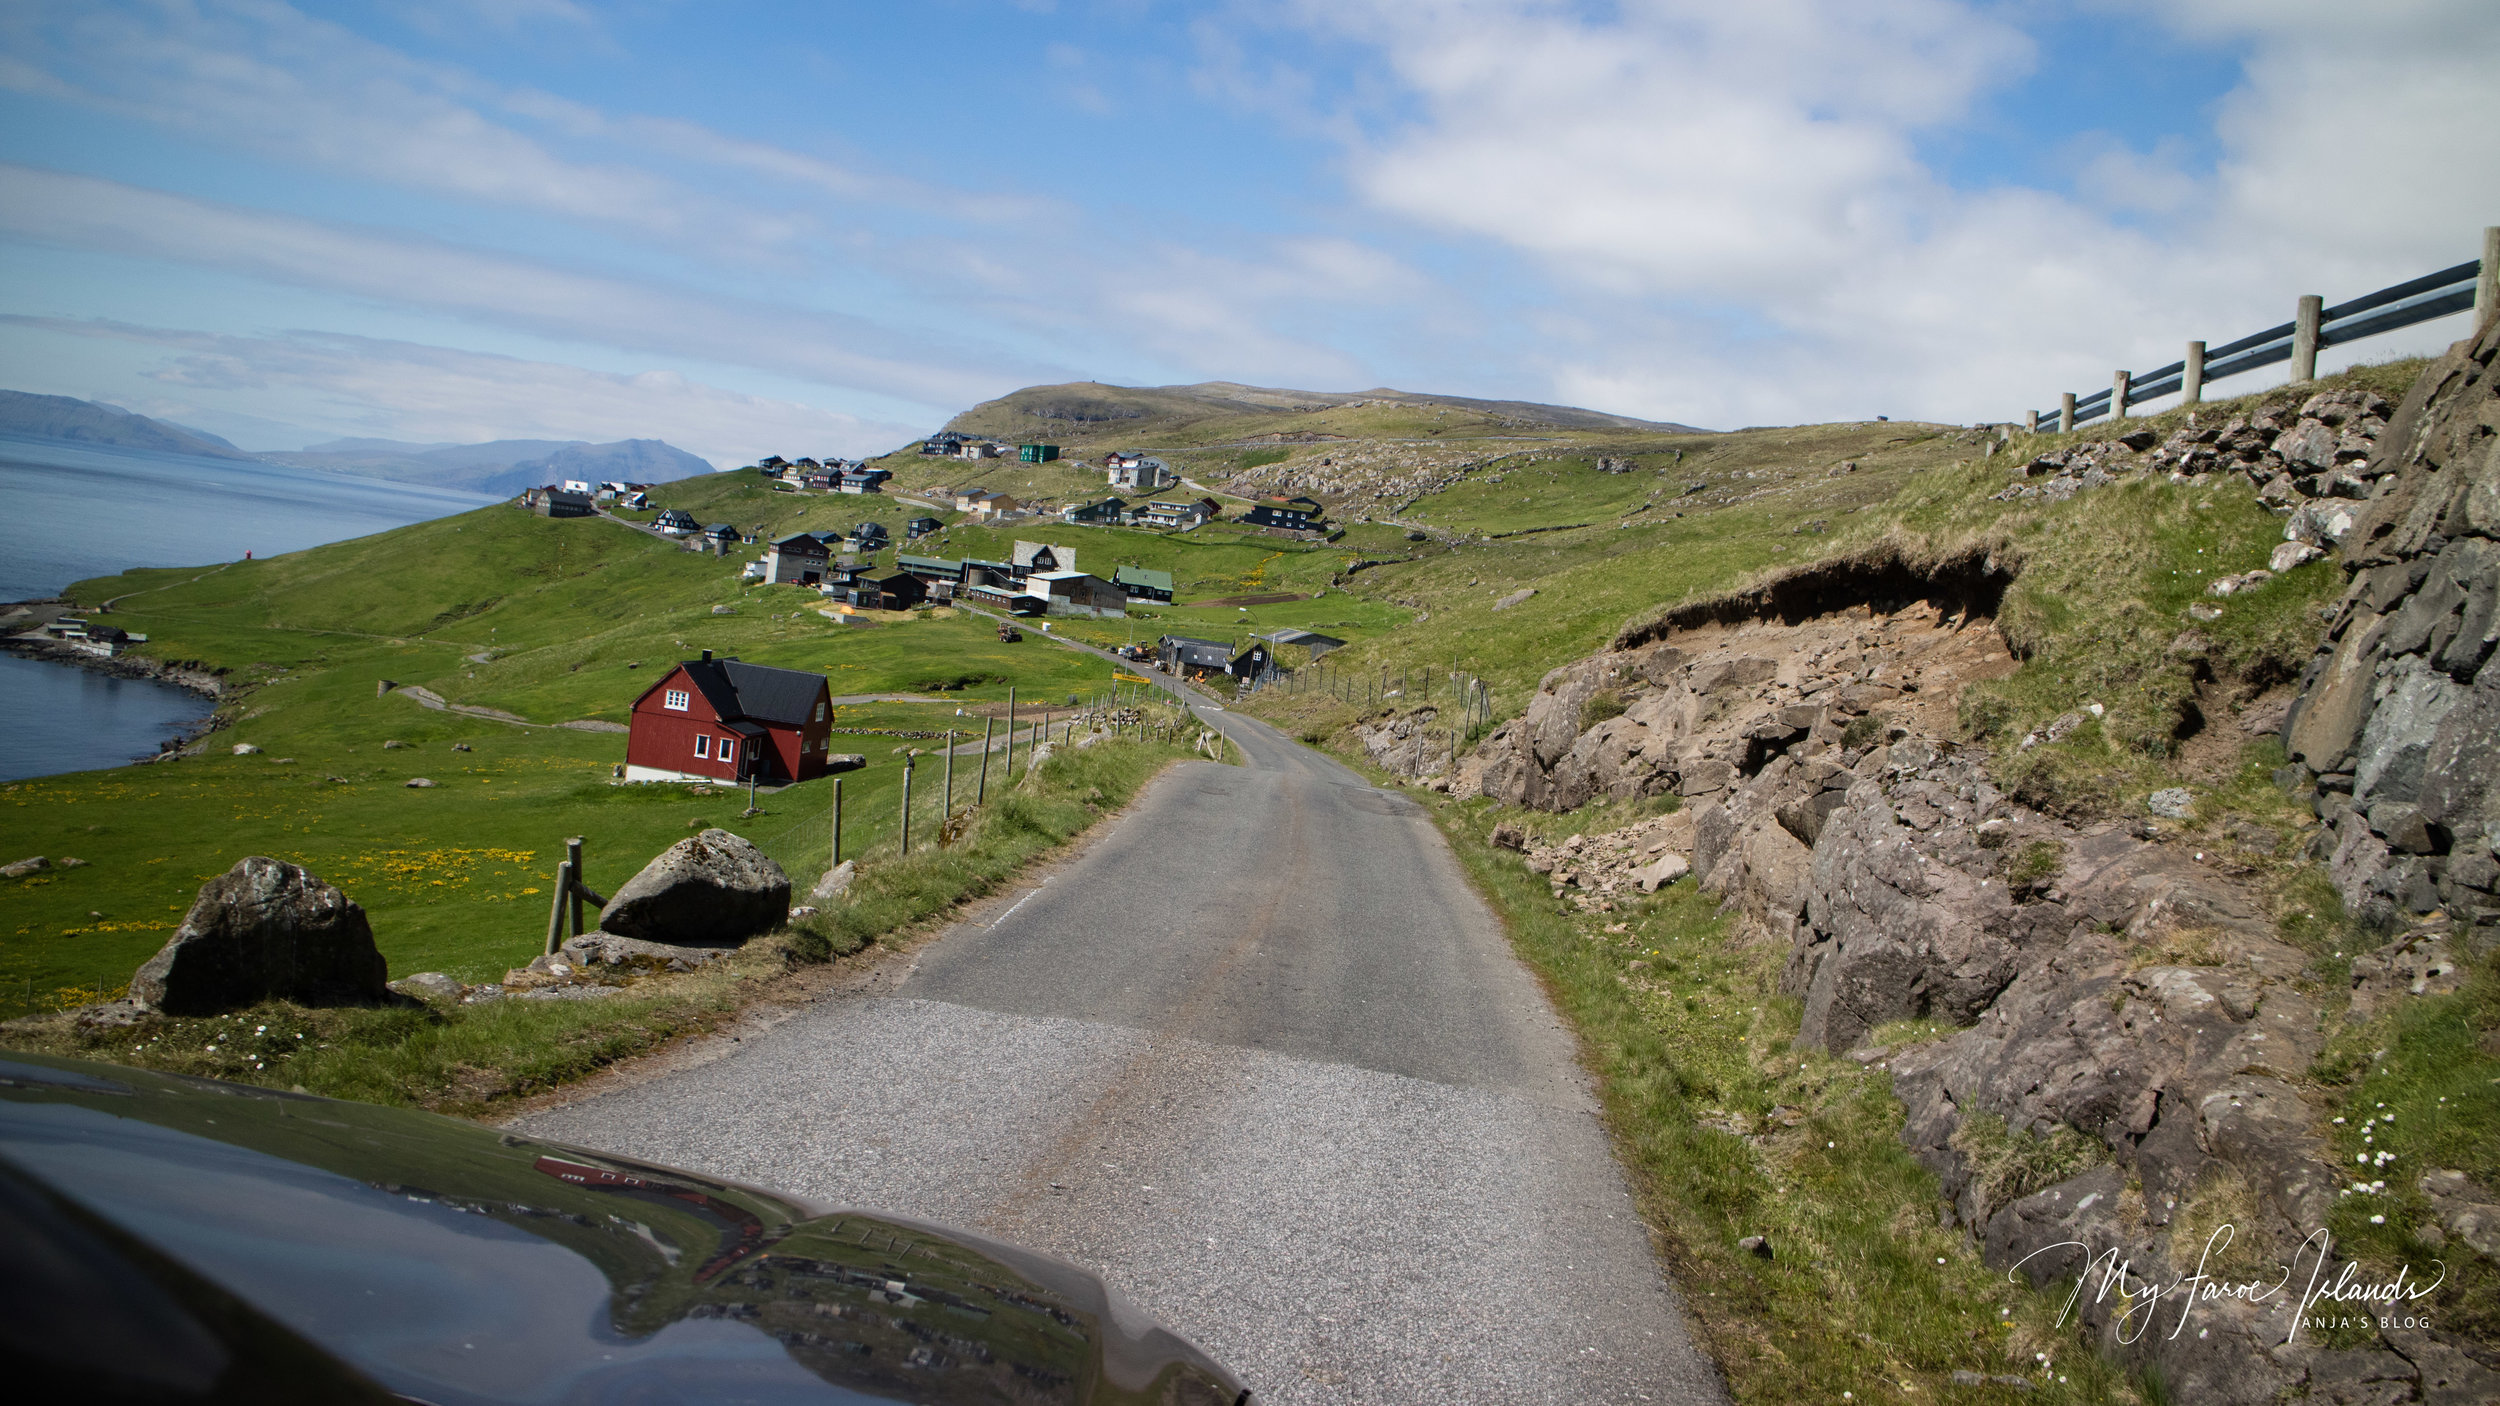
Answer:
xmin=0 ymin=1 xmax=2492 ymax=465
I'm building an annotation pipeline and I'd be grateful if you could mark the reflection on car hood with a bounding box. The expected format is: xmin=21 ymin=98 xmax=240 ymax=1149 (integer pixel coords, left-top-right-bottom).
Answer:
xmin=0 ymin=1053 xmax=1246 ymax=1405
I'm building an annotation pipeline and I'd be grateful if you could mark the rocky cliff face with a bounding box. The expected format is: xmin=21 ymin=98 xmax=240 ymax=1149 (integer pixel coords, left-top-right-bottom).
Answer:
xmin=1449 ymin=546 xmax=2019 ymax=813
xmin=1413 ymin=337 xmax=2500 ymax=1402
xmin=2283 ymin=316 xmax=2500 ymax=934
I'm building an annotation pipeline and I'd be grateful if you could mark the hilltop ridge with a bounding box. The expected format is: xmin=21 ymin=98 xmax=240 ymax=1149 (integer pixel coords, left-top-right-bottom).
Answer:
xmin=0 ymin=389 xmax=255 ymax=460
xmin=941 ymin=379 xmax=1707 ymax=445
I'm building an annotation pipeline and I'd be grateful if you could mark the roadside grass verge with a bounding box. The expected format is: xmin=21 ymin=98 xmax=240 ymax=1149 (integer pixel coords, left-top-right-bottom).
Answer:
xmin=2307 ymin=943 xmax=2500 ymax=1347
xmin=1431 ymin=794 xmax=2135 ymax=1405
xmin=1 ymin=733 xmax=1200 ymax=1117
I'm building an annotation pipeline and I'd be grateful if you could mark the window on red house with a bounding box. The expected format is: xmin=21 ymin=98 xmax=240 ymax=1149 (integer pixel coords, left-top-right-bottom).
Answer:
xmin=694 ymin=735 xmax=710 ymax=758
xmin=720 ymin=739 xmax=737 ymax=764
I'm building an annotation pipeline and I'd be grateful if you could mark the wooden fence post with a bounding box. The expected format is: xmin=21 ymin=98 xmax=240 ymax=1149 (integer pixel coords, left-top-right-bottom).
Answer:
xmin=1005 ymin=686 xmax=1016 ymax=777
xmin=2292 ymin=294 xmax=2322 ymax=383
xmin=2183 ymin=340 xmax=2206 ymax=406
xmin=943 ymin=731 xmax=955 ymax=821
xmin=978 ymin=716 xmax=993 ymax=803
xmin=545 ymin=859 xmax=572 ymax=956
xmin=566 ymin=837 xmax=585 ymax=937
xmin=2111 ymin=369 xmax=2131 ymax=421
xmin=830 ymin=776 xmax=843 ymax=867
xmin=900 ymin=760 xmax=913 ymax=856
xmin=2058 ymin=392 xmax=2076 ymax=434
xmin=2479 ymin=226 xmax=2500 ymax=334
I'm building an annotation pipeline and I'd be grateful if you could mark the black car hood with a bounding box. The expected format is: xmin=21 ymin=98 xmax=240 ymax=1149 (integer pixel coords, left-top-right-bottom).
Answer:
xmin=0 ymin=1053 xmax=1244 ymax=1406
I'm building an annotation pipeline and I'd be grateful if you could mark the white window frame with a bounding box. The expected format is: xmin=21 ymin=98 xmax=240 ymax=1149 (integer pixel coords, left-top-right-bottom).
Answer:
xmin=719 ymin=739 xmax=737 ymax=765
xmin=814 ymin=701 xmax=826 ymax=722
xmin=694 ymin=735 xmax=710 ymax=758
xmin=664 ymin=689 xmax=690 ymax=711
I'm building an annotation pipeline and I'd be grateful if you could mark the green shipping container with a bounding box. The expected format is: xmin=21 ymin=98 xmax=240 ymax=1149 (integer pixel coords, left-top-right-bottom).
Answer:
xmin=1019 ymin=443 xmax=1060 ymax=463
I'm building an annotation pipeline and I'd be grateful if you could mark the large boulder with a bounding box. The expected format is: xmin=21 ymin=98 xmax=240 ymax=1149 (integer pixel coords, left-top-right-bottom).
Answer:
xmin=596 ymin=828 xmax=790 ymax=946
xmin=131 ymin=857 xmax=390 ymax=1014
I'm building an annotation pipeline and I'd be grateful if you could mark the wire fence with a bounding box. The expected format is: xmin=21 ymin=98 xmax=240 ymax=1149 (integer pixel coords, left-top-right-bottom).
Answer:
xmin=2029 ymin=228 xmax=2496 ymax=431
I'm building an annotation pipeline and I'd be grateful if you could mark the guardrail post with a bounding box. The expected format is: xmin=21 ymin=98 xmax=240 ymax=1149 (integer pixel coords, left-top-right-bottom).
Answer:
xmin=2292 ymin=294 xmax=2322 ymax=382
xmin=2479 ymin=226 xmax=2500 ymax=334
xmin=2025 ymin=410 xmax=2039 ymax=434
xmin=2183 ymin=340 xmax=2206 ymax=405
xmin=2058 ymin=393 xmax=2076 ymax=434
xmin=2111 ymin=369 xmax=2132 ymax=421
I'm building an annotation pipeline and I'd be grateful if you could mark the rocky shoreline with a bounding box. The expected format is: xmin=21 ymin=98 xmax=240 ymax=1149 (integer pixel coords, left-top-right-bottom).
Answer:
xmin=2 ymin=599 xmax=228 ymax=762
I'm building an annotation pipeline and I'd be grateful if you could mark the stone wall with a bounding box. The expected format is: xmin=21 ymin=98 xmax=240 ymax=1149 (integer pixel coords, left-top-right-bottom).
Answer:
xmin=2283 ymin=315 xmax=2500 ymax=934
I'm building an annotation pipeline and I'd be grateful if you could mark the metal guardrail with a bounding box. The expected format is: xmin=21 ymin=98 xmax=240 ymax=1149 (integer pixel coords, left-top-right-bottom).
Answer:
xmin=2028 ymin=227 xmax=2497 ymax=431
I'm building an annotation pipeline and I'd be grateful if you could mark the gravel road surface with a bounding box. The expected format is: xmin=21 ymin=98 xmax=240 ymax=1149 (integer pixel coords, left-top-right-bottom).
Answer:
xmin=517 ymin=700 xmax=1725 ymax=1404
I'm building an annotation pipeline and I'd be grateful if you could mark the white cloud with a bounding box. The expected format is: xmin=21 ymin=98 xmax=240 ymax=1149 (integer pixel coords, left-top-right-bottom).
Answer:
xmin=1266 ymin=0 xmax=2500 ymax=424
xmin=1 ymin=316 xmax=919 ymax=465
xmin=0 ymin=0 xmax=1028 ymax=254
xmin=0 ymin=164 xmax=1014 ymax=413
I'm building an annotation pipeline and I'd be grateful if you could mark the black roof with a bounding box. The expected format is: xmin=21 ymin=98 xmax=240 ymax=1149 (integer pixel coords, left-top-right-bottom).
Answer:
xmin=676 ymin=656 xmax=827 ymax=727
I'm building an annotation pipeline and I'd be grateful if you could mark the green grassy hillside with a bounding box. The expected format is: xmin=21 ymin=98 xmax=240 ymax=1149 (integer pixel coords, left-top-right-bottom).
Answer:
xmin=3 ymin=502 xmax=1135 ymax=1008
xmin=4 ymin=357 xmax=2429 ymax=1017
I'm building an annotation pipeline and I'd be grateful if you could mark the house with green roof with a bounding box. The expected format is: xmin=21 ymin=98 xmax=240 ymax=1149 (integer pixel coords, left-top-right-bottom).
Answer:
xmin=1113 ymin=565 xmax=1174 ymax=603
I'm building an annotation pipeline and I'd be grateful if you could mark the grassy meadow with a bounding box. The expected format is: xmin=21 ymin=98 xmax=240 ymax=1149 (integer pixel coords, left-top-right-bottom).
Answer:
xmin=4 ymin=498 xmax=1162 ymax=1013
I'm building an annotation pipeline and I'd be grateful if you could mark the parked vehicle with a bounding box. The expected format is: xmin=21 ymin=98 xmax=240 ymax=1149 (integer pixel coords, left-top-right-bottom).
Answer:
xmin=0 ymin=1051 xmax=1249 ymax=1405
xmin=998 ymin=623 xmax=1024 ymax=642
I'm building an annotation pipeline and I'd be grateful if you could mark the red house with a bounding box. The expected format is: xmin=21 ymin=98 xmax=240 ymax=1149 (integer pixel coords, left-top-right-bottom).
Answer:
xmin=625 ymin=651 xmax=836 ymax=784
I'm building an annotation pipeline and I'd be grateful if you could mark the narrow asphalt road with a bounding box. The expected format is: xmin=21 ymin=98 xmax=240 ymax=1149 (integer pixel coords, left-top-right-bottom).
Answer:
xmin=516 ymin=702 xmax=1725 ymax=1404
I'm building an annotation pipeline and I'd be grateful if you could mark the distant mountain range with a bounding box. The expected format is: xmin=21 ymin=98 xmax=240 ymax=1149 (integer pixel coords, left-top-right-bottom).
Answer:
xmin=0 ymin=389 xmax=717 ymax=497
xmin=263 ymin=436 xmax=716 ymax=497
xmin=0 ymin=389 xmax=256 ymax=460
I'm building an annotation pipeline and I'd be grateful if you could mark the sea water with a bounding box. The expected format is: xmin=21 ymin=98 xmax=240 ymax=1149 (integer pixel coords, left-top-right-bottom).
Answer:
xmin=0 ymin=434 xmax=497 ymax=780
xmin=0 ymin=653 xmax=212 ymax=783
xmin=0 ymin=433 xmax=497 ymax=603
